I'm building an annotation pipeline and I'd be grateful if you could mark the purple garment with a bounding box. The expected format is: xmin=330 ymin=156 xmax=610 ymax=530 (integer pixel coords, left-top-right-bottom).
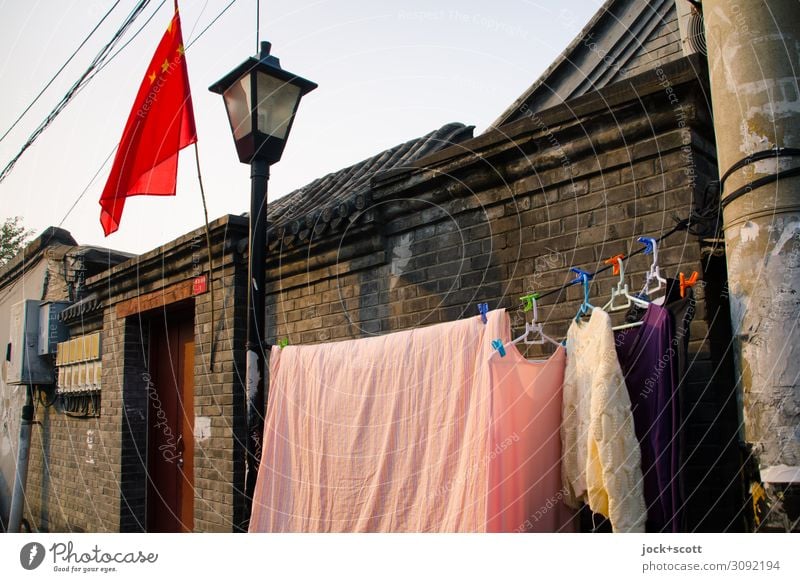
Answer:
xmin=614 ymin=303 xmax=679 ymax=532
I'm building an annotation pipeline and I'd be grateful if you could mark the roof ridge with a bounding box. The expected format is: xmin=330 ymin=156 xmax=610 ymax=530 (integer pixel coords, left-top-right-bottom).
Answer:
xmin=264 ymin=123 xmax=473 ymax=245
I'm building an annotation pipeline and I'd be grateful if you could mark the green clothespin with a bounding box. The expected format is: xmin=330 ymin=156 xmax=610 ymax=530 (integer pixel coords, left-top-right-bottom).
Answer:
xmin=277 ymin=338 xmax=289 ymax=348
xmin=520 ymin=292 xmax=540 ymax=312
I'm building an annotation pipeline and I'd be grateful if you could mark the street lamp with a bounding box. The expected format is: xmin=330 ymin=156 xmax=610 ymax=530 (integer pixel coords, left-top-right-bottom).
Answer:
xmin=210 ymin=41 xmax=316 ymax=525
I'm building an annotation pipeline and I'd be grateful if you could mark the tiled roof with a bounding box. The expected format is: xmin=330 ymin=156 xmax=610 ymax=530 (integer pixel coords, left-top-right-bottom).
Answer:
xmin=490 ymin=0 xmax=692 ymax=128
xmin=266 ymin=122 xmax=473 ymax=246
xmin=59 ymin=292 xmax=101 ymax=323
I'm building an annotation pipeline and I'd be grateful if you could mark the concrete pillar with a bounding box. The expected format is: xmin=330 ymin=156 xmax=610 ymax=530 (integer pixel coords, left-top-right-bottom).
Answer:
xmin=703 ymin=0 xmax=800 ymax=530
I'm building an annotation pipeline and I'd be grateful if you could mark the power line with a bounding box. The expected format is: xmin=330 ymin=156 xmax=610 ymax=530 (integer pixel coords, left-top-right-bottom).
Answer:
xmin=0 ymin=0 xmax=123 ymax=145
xmin=93 ymin=0 xmax=168 ymax=79
xmin=0 ymin=0 xmax=154 ymax=185
xmin=57 ymin=147 xmax=117 ymax=228
xmin=186 ymin=0 xmax=237 ymax=50
xmin=61 ymin=0 xmax=168 ymax=107
xmin=56 ymin=0 xmax=240 ymax=229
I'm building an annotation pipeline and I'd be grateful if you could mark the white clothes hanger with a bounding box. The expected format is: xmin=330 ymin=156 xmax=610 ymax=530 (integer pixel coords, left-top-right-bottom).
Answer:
xmin=612 ymin=318 xmax=644 ymax=331
xmin=491 ymin=293 xmax=560 ymax=358
xmin=602 ymin=254 xmax=650 ymax=313
xmin=514 ymin=293 xmax=561 ymax=347
xmin=638 ymin=236 xmax=667 ymax=299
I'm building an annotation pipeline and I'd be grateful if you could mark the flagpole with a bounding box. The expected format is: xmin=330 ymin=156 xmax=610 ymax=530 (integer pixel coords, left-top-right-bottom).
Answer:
xmin=194 ymin=141 xmax=216 ymax=372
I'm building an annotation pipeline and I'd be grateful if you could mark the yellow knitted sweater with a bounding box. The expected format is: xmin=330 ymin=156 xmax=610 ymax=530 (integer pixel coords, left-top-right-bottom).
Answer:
xmin=561 ymin=308 xmax=647 ymax=532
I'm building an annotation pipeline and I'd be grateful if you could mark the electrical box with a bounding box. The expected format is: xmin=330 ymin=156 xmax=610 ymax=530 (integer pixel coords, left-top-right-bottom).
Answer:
xmin=55 ymin=332 xmax=102 ymax=394
xmin=7 ymin=300 xmax=55 ymax=385
xmin=38 ymin=301 xmax=70 ymax=355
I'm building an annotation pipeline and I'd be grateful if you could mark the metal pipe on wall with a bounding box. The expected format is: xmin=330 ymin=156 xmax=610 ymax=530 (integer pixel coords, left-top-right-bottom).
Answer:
xmin=702 ymin=0 xmax=800 ymax=530
xmin=7 ymin=386 xmax=33 ymax=532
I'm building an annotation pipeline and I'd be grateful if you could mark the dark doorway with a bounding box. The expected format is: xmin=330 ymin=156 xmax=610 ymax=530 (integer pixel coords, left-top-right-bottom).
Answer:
xmin=146 ymin=306 xmax=195 ymax=532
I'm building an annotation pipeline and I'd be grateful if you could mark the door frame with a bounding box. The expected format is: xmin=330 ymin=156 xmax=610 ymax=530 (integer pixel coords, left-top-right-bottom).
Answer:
xmin=144 ymin=302 xmax=195 ymax=532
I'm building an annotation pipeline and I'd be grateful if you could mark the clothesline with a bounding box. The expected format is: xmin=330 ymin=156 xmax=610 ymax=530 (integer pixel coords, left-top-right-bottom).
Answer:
xmin=519 ymin=218 xmax=690 ymax=307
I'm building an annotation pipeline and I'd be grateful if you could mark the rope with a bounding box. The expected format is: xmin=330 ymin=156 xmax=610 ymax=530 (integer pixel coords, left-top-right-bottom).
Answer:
xmin=523 ymin=218 xmax=689 ymax=307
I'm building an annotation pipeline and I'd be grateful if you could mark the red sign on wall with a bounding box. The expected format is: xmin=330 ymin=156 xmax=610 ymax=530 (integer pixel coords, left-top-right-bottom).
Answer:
xmin=192 ymin=274 xmax=208 ymax=296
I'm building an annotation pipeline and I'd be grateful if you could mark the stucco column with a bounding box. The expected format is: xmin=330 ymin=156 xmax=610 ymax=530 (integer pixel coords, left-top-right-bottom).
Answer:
xmin=703 ymin=0 xmax=800 ymax=530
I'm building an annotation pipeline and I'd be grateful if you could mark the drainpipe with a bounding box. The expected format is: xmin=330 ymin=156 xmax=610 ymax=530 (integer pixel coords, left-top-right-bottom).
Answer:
xmin=703 ymin=0 xmax=800 ymax=530
xmin=7 ymin=385 xmax=34 ymax=532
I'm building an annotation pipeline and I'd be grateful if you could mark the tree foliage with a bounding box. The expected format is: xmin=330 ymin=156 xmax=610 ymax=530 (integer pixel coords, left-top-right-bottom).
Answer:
xmin=0 ymin=216 xmax=34 ymax=266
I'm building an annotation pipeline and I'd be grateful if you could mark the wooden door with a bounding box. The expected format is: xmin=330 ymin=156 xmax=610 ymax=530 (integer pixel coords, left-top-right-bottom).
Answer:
xmin=146 ymin=308 xmax=195 ymax=532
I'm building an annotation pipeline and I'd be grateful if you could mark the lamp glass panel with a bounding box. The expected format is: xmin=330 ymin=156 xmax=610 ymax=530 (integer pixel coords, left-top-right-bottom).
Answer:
xmin=254 ymin=72 xmax=301 ymax=140
xmin=223 ymin=75 xmax=252 ymax=140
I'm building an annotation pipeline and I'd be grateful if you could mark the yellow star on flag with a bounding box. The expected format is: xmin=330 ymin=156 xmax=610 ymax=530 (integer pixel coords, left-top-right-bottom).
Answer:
xmin=161 ymin=59 xmax=170 ymax=73
xmin=176 ymin=44 xmax=185 ymax=55
xmin=148 ymin=71 xmax=157 ymax=84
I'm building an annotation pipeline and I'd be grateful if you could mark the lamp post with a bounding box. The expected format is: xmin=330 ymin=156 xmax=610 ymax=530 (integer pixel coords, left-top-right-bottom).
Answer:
xmin=210 ymin=41 xmax=316 ymax=524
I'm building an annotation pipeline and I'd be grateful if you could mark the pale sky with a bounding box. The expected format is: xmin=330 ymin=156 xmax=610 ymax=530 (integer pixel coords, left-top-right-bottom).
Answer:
xmin=0 ymin=0 xmax=600 ymax=255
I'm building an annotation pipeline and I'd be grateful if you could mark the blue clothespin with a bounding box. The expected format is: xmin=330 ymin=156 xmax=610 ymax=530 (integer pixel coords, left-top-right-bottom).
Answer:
xmin=478 ymin=303 xmax=489 ymax=324
xmin=569 ymin=267 xmax=593 ymax=285
xmin=638 ymin=236 xmax=656 ymax=255
xmin=491 ymin=339 xmax=506 ymax=357
xmin=569 ymin=268 xmax=595 ymax=321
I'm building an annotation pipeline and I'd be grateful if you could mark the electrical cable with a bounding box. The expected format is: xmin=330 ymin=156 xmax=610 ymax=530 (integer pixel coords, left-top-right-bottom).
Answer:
xmin=721 ymin=166 xmax=800 ymax=210
xmin=37 ymin=386 xmax=58 ymax=408
xmin=185 ymin=0 xmax=237 ymax=51
xmin=55 ymin=0 xmax=239 ymax=228
xmin=0 ymin=0 xmax=123 ymax=145
xmin=718 ymin=148 xmax=800 ymax=188
xmin=0 ymin=0 xmax=154 ymax=184
xmin=717 ymin=148 xmax=800 ymax=209
xmin=93 ymin=0 xmax=167 ymax=78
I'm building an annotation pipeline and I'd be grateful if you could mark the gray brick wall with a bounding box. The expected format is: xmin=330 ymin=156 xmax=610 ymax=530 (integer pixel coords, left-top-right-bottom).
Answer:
xmin=24 ymin=225 xmax=249 ymax=533
xmin=21 ymin=58 xmax=744 ymax=532
xmin=261 ymin=72 xmax=743 ymax=531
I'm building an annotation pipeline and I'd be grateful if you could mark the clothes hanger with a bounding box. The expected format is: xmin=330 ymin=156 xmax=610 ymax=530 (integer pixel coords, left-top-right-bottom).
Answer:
xmin=610 ymin=254 xmax=648 ymax=331
xmin=612 ymin=317 xmax=644 ymax=331
xmin=491 ymin=293 xmax=560 ymax=358
xmin=515 ymin=293 xmax=560 ymax=347
xmin=602 ymin=254 xmax=650 ymax=312
xmin=638 ymin=236 xmax=667 ymax=302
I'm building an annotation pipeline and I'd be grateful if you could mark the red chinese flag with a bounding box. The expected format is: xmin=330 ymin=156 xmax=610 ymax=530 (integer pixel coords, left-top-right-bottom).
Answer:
xmin=99 ymin=4 xmax=196 ymax=236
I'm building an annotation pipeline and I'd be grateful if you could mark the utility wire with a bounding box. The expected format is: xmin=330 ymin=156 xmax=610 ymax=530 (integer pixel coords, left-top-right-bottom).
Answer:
xmin=55 ymin=0 xmax=169 ymax=226
xmin=0 ymin=0 xmax=154 ymax=185
xmin=57 ymin=147 xmax=117 ymax=228
xmin=92 ymin=0 xmax=167 ymax=79
xmin=56 ymin=0 xmax=239 ymax=227
xmin=0 ymin=0 xmax=123 ymax=145
xmin=186 ymin=0 xmax=237 ymax=50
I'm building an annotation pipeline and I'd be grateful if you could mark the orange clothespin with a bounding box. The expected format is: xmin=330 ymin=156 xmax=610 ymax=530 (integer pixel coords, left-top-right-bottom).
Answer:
xmin=679 ymin=271 xmax=699 ymax=298
xmin=603 ymin=253 xmax=626 ymax=275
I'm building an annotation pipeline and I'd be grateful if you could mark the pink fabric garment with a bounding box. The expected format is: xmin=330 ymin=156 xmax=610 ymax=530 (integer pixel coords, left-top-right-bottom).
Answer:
xmin=487 ymin=320 xmax=576 ymax=533
xmin=249 ymin=310 xmax=505 ymax=532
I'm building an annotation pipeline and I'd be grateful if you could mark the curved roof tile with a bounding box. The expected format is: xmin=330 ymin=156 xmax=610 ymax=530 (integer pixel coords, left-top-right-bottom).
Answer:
xmin=266 ymin=122 xmax=473 ymax=243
